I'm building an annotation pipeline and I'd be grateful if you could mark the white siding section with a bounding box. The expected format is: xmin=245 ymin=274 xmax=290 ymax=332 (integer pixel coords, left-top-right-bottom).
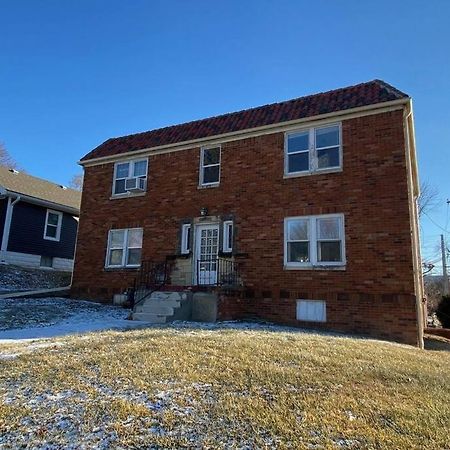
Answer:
xmin=296 ymin=300 xmax=326 ymax=322
xmin=1 ymin=251 xmax=74 ymax=272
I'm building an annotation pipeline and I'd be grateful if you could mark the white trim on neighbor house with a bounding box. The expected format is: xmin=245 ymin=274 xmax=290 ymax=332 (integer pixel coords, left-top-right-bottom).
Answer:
xmin=111 ymin=158 xmax=148 ymax=198
xmin=0 ymin=195 xmax=21 ymax=261
xmin=79 ymin=99 xmax=409 ymax=168
xmin=44 ymin=209 xmax=63 ymax=242
xmin=284 ymin=123 xmax=342 ymax=178
xmin=199 ymin=145 xmax=221 ymax=187
xmin=1 ymin=250 xmax=74 ymax=271
xmin=284 ymin=214 xmax=346 ymax=269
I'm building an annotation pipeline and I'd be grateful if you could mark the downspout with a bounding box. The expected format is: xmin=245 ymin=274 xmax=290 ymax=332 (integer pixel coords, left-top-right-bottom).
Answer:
xmin=0 ymin=194 xmax=21 ymax=263
xmin=403 ymin=101 xmax=424 ymax=349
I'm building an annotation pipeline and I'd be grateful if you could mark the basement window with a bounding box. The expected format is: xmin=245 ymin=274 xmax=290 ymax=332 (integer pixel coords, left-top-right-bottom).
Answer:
xmin=296 ymin=300 xmax=326 ymax=322
xmin=40 ymin=255 xmax=54 ymax=268
xmin=106 ymin=228 xmax=143 ymax=268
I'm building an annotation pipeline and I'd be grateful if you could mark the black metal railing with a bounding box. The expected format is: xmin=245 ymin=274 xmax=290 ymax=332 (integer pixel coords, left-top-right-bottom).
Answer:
xmin=132 ymin=259 xmax=174 ymax=308
xmin=196 ymin=257 xmax=242 ymax=287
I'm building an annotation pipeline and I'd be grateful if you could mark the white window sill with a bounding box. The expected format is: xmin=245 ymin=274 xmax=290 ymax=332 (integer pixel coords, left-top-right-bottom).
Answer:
xmin=110 ymin=192 xmax=146 ymax=200
xmin=44 ymin=237 xmax=61 ymax=242
xmin=284 ymin=264 xmax=346 ymax=271
xmin=198 ymin=183 xmax=220 ymax=190
xmin=283 ymin=167 xmax=342 ymax=179
xmin=104 ymin=265 xmax=141 ymax=270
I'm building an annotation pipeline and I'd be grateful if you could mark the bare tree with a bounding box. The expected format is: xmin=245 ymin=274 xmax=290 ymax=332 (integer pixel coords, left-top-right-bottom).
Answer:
xmin=0 ymin=142 xmax=20 ymax=169
xmin=418 ymin=181 xmax=439 ymax=217
xmin=69 ymin=173 xmax=83 ymax=191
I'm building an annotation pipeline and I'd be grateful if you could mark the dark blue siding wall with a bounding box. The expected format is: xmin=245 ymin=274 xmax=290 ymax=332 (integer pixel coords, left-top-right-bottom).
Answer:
xmin=7 ymin=201 xmax=78 ymax=259
xmin=0 ymin=199 xmax=6 ymax=241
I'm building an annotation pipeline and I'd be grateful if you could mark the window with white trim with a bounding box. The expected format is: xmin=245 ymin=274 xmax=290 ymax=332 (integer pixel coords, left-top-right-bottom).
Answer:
xmin=113 ymin=159 xmax=148 ymax=195
xmin=106 ymin=228 xmax=143 ymax=268
xmin=181 ymin=223 xmax=191 ymax=255
xmin=284 ymin=214 xmax=345 ymax=267
xmin=44 ymin=210 xmax=63 ymax=241
xmin=222 ymin=220 xmax=233 ymax=253
xmin=199 ymin=146 xmax=221 ymax=186
xmin=285 ymin=124 xmax=341 ymax=175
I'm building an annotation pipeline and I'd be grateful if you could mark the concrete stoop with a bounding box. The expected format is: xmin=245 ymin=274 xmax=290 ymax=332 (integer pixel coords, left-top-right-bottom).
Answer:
xmin=132 ymin=291 xmax=192 ymax=323
xmin=132 ymin=290 xmax=219 ymax=323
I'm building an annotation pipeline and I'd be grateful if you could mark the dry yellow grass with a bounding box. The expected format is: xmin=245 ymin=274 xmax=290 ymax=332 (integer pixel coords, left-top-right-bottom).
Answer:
xmin=1 ymin=324 xmax=449 ymax=449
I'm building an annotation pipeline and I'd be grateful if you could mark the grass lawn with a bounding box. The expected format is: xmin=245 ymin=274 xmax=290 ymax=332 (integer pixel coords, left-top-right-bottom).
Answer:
xmin=1 ymin=324 xmax=449 ymax=449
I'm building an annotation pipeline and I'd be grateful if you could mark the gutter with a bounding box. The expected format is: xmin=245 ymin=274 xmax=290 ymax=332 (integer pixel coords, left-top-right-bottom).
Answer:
xmin=1 ymin=189 xmax=79 ymax=216
xmin=403 ymin=100 xmax=424 ymax=349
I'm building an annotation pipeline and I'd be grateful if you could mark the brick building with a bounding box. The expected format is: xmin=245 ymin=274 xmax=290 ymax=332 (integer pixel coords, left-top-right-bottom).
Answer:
xmin=71 ymin=80 xmax=424 ymax=346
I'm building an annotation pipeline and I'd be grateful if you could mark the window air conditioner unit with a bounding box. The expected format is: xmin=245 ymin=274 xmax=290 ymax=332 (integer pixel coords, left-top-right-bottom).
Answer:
xmin=125 ymin=177 xmax=146 ymax=192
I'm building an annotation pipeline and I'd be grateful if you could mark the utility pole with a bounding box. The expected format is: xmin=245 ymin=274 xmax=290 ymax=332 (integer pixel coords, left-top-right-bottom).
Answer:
xmin=441 ymin=234 xmax=449 ymax=296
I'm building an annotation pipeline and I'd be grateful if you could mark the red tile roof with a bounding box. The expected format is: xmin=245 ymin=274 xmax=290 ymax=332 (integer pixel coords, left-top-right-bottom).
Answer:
xmin=81 ymin=80 xmax=408 ymax=162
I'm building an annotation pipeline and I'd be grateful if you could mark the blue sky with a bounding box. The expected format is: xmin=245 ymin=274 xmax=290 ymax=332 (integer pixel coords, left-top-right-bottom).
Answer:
xmin=1 ymin=0 xmax=449 ymax=269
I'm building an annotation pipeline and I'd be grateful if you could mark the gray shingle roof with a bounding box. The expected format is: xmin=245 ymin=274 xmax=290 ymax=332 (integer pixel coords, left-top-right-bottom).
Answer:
xmin=0 ymin=166 xmax=81 ymax=212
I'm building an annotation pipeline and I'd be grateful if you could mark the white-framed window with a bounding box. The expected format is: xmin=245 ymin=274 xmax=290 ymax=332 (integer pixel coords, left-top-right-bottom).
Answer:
xmin=284 ymin=214 xmax=345 ymax=268
xmin=113 ymin=159 xmax=148 ymax=195
xmin=222 ymin=220 xmax=233 ymax=253
xmin=106 ymin=228 xmax=143 ymax=268
xmin=285 ymin=123 xmax=341 ymax=176
xmin=44 ymin=209 xmax=63 ymax=241
xmin=181 ymin=223 xmax=191 ymax=255
xmin=296 ymin=300 xmax=326 ymax=322
xmin=199 ymin=146 xmax=221 ymax=186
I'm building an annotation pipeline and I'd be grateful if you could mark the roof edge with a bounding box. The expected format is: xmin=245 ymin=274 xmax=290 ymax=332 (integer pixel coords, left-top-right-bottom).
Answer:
xmin=79 ymin=97 xmax=409 ymax=167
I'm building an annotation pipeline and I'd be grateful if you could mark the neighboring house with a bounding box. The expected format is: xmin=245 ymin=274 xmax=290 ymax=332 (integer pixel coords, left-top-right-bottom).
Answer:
xmin=72 ymin=79 xmax=424 ymax=346
xmin=0 ymin=166 xmax=81 ymax=271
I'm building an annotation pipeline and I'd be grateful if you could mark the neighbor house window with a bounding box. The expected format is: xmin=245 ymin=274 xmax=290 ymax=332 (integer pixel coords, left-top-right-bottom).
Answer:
xmin=106 ymin=228 xmax=143 ymax=268
xmin=181 ymin=223 xmax=191 ymax=255
xmin=199 ymin=146 xmax=221 ymax=186
xmin=44 ymin=210 xmax=63 ymax=241
xmin=285 ymin=123 xmax=341 ymax=175
xmin=284 ymin=214 xmax=345 ymax=267
xmin=222 ymin=220 xmax=233 ymax=253
xmin=113 ymin=159 xmax=148 ymax=195
xmin=40 ymin=255 xmax=54 ymax=268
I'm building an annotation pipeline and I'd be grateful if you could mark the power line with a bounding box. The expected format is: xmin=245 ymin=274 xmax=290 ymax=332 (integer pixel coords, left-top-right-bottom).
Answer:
xmin=423 ymin=212 xmax=450 ymax=233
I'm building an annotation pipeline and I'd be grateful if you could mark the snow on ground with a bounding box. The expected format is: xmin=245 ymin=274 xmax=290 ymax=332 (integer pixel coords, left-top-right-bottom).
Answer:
xmin=0 ymin=297 xmax=146 ymax=341
xmin=0 ymin=264 xmax=71 ymax=293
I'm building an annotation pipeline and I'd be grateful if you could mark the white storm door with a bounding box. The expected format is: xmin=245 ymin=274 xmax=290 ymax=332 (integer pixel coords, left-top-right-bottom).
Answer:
xmin=195 ymin=224 xmax=220 ymax=285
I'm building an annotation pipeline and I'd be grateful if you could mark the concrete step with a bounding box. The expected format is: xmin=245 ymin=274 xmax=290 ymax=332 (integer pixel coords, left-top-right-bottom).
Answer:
xmin=132 ymin=312 xmax=167 ymax=323
xmin=139 ymin=298 xmax=181 ymax=308
xmin=134 ymin=305 xmax=175 ymax=315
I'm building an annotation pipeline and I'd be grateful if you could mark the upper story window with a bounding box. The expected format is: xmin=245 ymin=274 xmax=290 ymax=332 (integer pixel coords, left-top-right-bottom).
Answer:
xmin=113 ymin=159 xmax=148 ymax=196
xmin=284 ymin=214 xmax=345 ymax=268
xmin=285 ymin=124 xmax=341 ymax=176
xmin=44 ymin=209 xmax=63 ymax=241
xmin=106 ymin=228 xmax=143 ymax=268
xmin=199 ymin=146 xmax=221 ymax=186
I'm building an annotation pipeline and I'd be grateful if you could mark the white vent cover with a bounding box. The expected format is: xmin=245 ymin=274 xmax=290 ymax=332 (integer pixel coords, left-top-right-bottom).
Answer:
xmin=296 ymin=300 xmax=326 ymax=322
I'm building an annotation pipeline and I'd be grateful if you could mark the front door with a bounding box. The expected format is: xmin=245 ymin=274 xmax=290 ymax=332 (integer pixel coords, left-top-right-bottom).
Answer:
xmin=195 ymin=224 xmax=220 ymax=285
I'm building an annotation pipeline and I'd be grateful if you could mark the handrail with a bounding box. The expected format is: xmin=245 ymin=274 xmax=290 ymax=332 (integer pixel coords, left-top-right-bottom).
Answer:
xmin=132 ymin=258 xmax=173 ymax=309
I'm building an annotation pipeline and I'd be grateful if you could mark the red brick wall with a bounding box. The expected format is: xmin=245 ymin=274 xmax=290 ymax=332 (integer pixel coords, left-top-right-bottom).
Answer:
xmin=72 ymin=109 xmax=419 ymax=344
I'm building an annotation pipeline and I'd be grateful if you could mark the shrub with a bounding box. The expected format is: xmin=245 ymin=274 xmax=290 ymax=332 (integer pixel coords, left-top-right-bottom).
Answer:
xmin=436 ymin=296 xmax=450 ymax=328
